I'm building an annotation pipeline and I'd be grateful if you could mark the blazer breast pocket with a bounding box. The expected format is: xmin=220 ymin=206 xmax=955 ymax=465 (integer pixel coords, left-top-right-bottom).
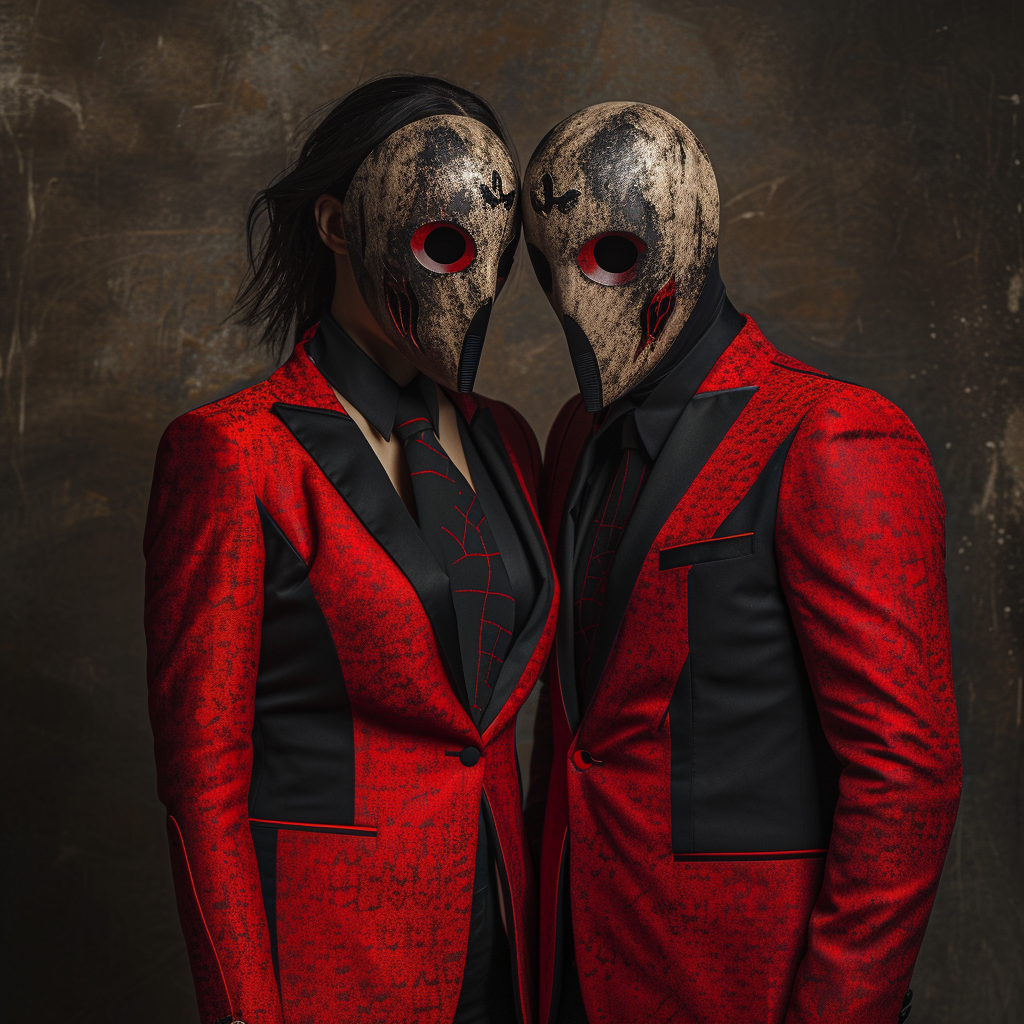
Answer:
xmin=659 ymin=532 xmax=755 ymax=571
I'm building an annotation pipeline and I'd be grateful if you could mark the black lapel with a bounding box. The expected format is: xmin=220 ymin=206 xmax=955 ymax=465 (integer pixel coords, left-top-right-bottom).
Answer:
xmin=554 ymin=431 xmax=601 ymax=734
xmin=272 ymin=402 xmax=471 ymax=718
xmin=463 ymin=407 xmax=556 ymax=735
xmin=580 ymin=385 xmax=758 ymax=712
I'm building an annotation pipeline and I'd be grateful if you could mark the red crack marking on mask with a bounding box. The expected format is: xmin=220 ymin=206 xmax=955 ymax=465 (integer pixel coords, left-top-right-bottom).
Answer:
xmin=635 ymin=277 xmax=677 ymax=359
xmin=383 ymin=267 xmax=420 ymax=350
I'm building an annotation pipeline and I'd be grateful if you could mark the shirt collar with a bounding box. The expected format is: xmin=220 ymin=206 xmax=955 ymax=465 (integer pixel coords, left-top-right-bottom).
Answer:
xmin=307 ymin=310 xmax=439 ymax=440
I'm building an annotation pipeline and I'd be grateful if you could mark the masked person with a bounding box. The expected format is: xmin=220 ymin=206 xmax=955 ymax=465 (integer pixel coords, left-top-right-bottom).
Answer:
xmin=144 ymin=76 xmax=558 ymax=1024
xmin=523 ymin=102 xmax=961 ymax=1024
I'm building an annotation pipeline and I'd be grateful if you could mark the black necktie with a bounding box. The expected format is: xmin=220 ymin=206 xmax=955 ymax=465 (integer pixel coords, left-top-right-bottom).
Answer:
xmin=394 ymin=380 xmax=516 ymax=724
xmin=573 ymin=410 xmax=649 ymax=701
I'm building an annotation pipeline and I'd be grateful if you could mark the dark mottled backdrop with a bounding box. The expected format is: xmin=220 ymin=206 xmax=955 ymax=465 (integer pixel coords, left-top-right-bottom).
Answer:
xmin=1 ymin=0 xmax=1021 ymax=1019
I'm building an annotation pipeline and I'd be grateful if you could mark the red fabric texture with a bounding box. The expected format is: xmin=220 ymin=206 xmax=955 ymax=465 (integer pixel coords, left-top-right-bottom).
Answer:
xmin=537 ymin=318 xmax=961 ymax=1024
xmin=145 ymin=337 xmax=557 ymax=1024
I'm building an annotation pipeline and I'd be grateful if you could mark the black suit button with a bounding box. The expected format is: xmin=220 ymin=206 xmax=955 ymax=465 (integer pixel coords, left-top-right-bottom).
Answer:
xmin=459 ymin=746 xmax=481 ymax=767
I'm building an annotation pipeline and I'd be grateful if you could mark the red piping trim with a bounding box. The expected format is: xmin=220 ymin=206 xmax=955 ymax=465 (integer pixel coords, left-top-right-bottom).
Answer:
xmin=673 ymin=848 xmax=827 ymax=862
xmin=168 ymin=815 xmax=234 ymax=1020
xmin=248 ymin=817 xmax=377 ymax=836
xmin=671 ymin=531 xmax=755 ymax=547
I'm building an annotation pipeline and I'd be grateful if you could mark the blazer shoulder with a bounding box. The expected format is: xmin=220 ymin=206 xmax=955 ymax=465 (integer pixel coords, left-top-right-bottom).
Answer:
xmin=751 ymin=338 xmax=934 ymax=471
xmin=779 ymin=368 xmax=923 ymax=444
xmin=765 ymin=349 xmax=918 ymax=431
xmin=778 ymin=371 xmax=941 ymax=518
xmin=158 ymin=374 xmax=285 ymax=453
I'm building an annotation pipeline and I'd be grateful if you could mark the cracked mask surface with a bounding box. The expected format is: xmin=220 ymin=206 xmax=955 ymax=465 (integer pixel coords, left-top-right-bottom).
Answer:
xmin=343 ymin=115 xmax=520 ymax=391
xmin=523 ymin=102 xmax=719 ymax=410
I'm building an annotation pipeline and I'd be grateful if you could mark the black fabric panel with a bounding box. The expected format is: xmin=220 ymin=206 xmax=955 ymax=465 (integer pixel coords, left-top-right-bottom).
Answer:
xmin=678 ymin=426 xmax=841 ymax=854
xmin=581 ymin=386 xmax=757 ymax=715
xmin=659 ymin=532 xmax=754 ymax=570
xmin=549 ymin=830 xmax=590 ymax=1024
xmin=668 ymin=656 xmax=694 ymax=854
xmin=249 ymin=822 xmax=279 ymax=980
xmin=464 ymin=408 xmax=555 ymax=736
xmin=272 ymin=402 xmax=470 ymax=717
xmin=453 ymin=803 xmax=516 ymax=1024
xmin=251 ymin=499 xmax=355 ymax=825
xmin=544 ymin=832 xmax=570 ymax=1024
xmin=552 ymin=868 xmax=590 ymax=1024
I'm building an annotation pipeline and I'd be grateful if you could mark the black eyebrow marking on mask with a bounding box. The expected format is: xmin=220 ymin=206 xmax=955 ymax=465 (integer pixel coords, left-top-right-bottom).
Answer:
xmin=480 ymin=170 xmax=516 ymax=211
xmin=530 ymin=172 xmax=580 ymax=216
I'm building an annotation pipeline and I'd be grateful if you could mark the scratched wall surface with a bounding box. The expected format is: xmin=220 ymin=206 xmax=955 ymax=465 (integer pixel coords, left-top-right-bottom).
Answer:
xmin=1 ymin=0 xmax=1021 ymax=1019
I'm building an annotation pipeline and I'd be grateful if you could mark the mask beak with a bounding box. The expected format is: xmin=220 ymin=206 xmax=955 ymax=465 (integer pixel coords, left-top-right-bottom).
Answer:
xmin=563 ymin=314 xmax=603 ymax=412
xmin=457 ymin=299 xmax=493 ymax=393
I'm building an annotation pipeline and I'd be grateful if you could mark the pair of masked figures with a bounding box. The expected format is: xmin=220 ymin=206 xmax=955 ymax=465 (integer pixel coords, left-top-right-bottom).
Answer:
xmin=144 ymin=75 xmax=961 ymax=1024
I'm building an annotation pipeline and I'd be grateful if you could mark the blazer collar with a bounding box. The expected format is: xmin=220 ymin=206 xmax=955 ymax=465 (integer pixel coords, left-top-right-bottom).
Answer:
xmin=308 ymin=315 xmax=440 ymax=440
xmin=270 ymin=343 xmax=473 ymax=722
xmin=270 ymin=346 xmax=548 ymax=735
xmin=593 ymin=295 xmax=745 ymax=464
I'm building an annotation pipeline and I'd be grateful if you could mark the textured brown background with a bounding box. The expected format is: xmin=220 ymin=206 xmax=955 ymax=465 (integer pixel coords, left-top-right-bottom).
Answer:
xmin=1 ymin=1 xmax=1021 ymax=1020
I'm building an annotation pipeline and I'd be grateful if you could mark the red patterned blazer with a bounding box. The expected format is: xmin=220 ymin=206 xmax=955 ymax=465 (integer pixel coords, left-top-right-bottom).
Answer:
xmin=535 ymin=316 xmax=961 ymax=1024
xmin=144 ymin=334 xmax=557 ymax=1024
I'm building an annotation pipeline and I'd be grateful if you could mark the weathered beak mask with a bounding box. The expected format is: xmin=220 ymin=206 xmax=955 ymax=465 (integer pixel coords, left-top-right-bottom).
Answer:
xmin=523 ymin=102 xmax=719 ymax=410
xmin=342 ymin=115 xmax=520 ymax=392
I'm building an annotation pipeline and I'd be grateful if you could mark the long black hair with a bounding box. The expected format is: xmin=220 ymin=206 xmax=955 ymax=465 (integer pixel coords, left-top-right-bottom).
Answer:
xmin=233 ymin=74 xmax=515 ymax=357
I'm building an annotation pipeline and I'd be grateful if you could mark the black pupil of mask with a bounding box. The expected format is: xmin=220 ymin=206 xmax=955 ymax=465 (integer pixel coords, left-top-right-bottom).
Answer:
xmin=424 ymin=226 xmax=466 ymax=266
xmin=593 ymin=234 xmax=639 ymax=274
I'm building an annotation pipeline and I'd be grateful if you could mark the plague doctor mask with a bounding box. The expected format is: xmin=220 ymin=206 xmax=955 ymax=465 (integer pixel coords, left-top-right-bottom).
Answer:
xmin=523 ymin=102 xmax=720 ymax=410
xmin=342 ymin=114 xmax=520 ymax=392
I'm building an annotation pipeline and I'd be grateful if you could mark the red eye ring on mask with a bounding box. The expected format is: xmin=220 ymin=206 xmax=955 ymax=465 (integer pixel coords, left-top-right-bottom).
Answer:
xmin=410 ymin=221 xmax=476 ymax=274
xmin=576 ymin=231 xmax=648 ymax=286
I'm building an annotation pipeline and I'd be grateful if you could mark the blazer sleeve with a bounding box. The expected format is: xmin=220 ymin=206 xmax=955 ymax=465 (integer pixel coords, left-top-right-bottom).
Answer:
xmin=144 ymin=410 xmax=283 ymax=1024
xmin=775 ymin=387 xmax=962 ymax=1024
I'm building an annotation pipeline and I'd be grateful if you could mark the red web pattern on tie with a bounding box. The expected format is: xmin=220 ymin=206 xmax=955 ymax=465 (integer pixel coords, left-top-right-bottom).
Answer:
xmin=575 ymin=449 xmax=648 ymax=687
xmin=404 ymin=423 xmax=515 ymax=711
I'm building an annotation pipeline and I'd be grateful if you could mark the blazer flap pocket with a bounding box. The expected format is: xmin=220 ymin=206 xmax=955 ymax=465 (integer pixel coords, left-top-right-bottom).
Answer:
xmin=249 ymin=817 xmax=377 ymax=838
xmin=659 ymin=532 xmax=754 ymax=571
